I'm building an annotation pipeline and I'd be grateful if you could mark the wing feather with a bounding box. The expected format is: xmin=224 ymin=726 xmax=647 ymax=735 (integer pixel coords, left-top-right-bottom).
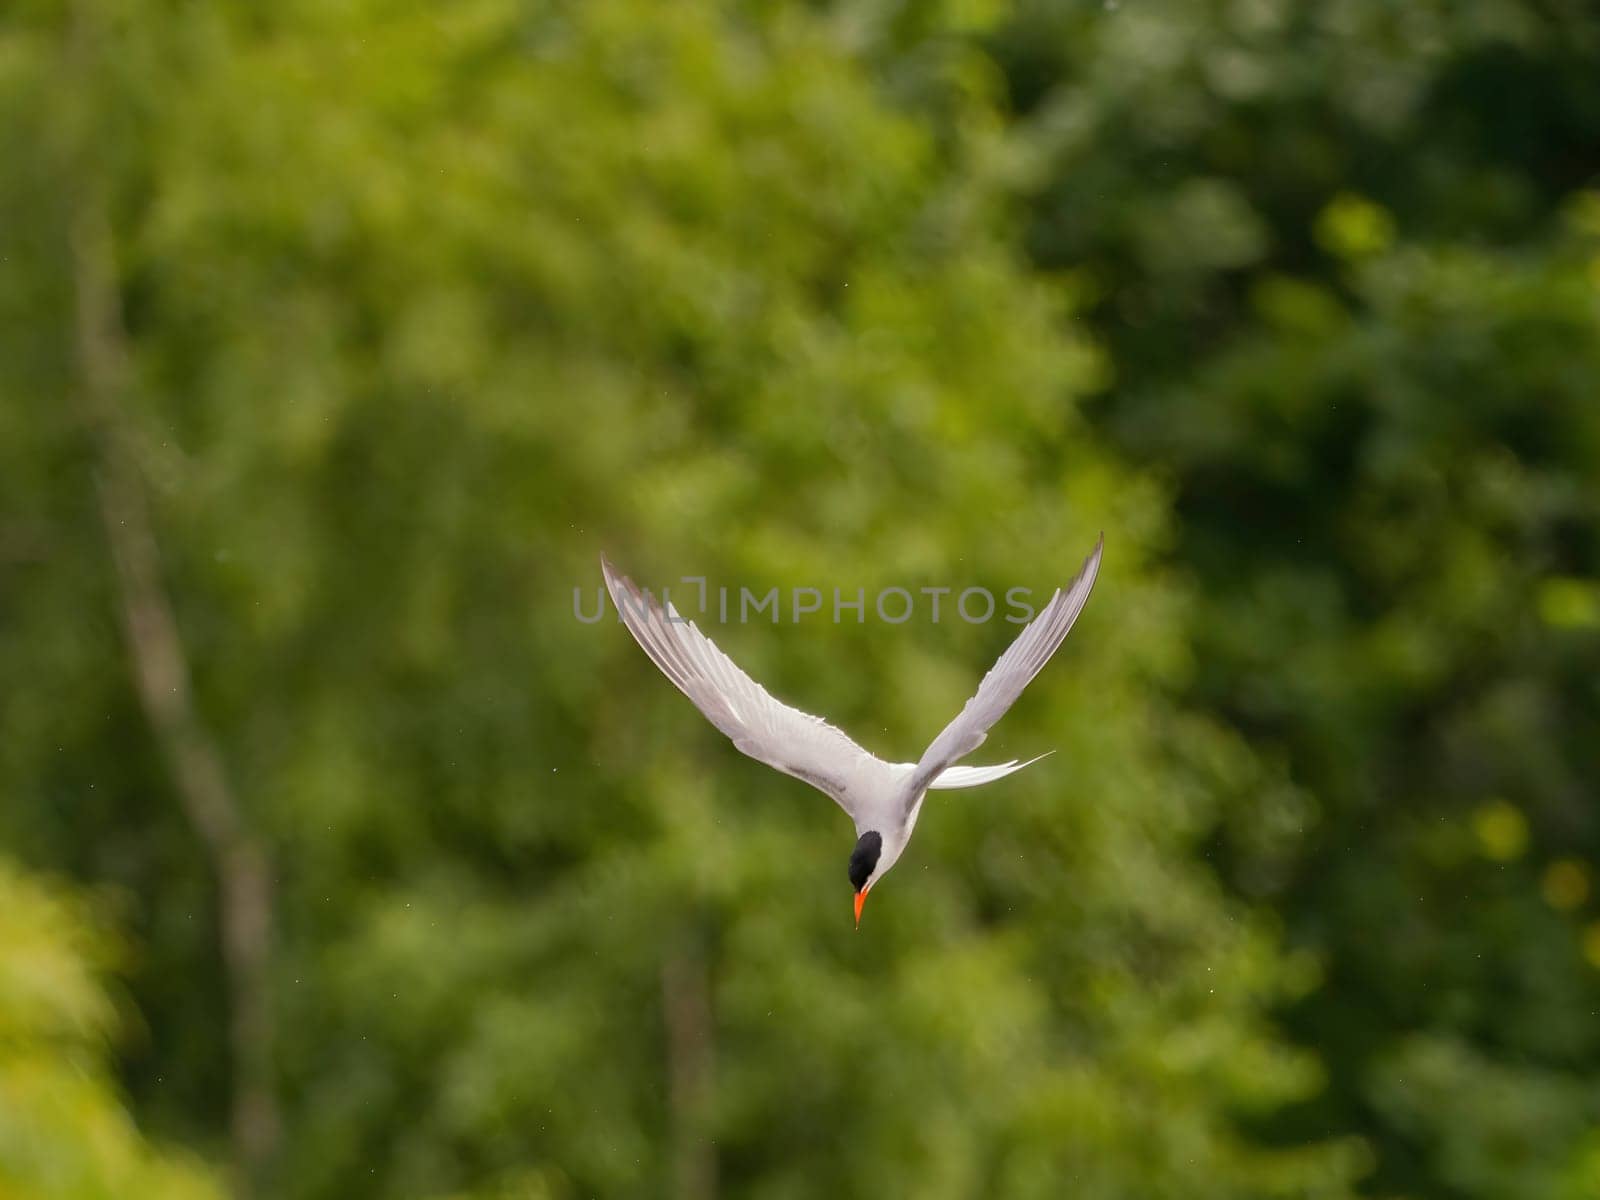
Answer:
xmin=906 ymin=535 xmax=1102 ymax=802
xmin=602 ymin=557 xmax=897 ymax=823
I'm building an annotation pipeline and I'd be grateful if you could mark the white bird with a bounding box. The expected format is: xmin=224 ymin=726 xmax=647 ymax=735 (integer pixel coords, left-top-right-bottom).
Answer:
xmin=601 ymin=535 xmax=1103 ymax=926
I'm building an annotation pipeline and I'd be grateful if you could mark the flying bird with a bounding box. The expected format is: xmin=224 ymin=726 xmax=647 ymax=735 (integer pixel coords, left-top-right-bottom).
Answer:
xmin=601 ymin=535 xmax=1103 ymax=927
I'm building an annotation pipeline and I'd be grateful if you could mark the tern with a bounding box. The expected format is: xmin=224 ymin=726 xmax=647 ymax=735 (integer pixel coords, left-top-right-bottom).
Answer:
xmin=601 ymin=535 xmax=1103 ymax=926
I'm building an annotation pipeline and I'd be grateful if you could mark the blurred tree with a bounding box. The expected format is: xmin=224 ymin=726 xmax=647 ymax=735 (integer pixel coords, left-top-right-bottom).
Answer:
xmin=0 ymin=1 xmax=1363 ymax=1198
xmin=977 ymin=1 xmax=1600 ymax=1195
xmin=0 ymin=858 xmax=220 ymax=1200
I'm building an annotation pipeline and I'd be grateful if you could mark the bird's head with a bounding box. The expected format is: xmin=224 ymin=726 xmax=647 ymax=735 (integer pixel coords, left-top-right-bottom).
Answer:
xmin=848 ymin=830 xmax=883 ymax=928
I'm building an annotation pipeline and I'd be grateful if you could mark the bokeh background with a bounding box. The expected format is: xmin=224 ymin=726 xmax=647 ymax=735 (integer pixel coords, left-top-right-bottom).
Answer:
xmin=4 ymin=1 xmax=1600 ymax=1197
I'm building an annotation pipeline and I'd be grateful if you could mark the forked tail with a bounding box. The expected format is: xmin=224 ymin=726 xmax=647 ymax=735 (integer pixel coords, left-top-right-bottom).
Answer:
xmin=926 ymin=752 xmax=1053 ymax=790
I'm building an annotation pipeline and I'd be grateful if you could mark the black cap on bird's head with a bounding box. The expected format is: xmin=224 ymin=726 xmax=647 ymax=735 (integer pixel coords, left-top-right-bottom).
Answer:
xmin=849 ymin=831 xmax=882 ymax=927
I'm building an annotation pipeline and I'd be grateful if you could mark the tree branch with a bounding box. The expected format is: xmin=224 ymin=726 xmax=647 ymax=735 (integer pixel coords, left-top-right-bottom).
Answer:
xmin=68 ymin=147 xmax=279 ymax=1193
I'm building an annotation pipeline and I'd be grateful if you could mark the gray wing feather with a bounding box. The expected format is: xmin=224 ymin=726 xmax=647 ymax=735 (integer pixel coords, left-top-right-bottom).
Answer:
xmin=602 ymin=556 xmax=896 ymax=823
xmin=905 ymin=535 xmax=1103 ymax=802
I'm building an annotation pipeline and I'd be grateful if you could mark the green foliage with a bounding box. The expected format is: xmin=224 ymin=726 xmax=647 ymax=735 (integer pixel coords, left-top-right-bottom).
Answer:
xmin=986 ymin=1 xmax=1600 ymax=1195
xmin=3 ymin=0 xmax=1597 ymax=1197
xmin=2 ymin=0 xmax=1357 ymax=1196
xmin=0 ymin=860 xmax=221 ymax=1200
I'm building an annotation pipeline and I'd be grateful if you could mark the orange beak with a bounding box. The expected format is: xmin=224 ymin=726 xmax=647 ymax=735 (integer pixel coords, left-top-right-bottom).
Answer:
xmin=854 ymin=886 xmax=869 ymax=928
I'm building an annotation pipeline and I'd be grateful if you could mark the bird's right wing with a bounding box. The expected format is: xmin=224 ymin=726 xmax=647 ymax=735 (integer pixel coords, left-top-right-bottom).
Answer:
xmin=602 ymin=557 xmax=898 ymax=824
xmin=905 ymin=535 xmax=1103 ymax=802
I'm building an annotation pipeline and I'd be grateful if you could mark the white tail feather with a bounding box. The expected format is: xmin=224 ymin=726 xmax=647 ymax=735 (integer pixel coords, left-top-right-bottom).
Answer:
xmin=927 ymin=752 xmax=1053 ymax=790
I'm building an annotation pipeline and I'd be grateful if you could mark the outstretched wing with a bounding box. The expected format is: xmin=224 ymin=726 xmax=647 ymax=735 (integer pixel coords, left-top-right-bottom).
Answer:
xmin=905 ymin=535 xmax=1103 ymax=802
xmin=602 ymin=556 xmax=899 ymax=823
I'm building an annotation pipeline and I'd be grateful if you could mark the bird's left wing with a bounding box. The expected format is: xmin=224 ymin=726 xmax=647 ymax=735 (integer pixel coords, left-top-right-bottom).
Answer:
xmin=904 ymin=535 xmax=1103 ymax=803
xmin=602 ymin=556 xmax=898 ymax=824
